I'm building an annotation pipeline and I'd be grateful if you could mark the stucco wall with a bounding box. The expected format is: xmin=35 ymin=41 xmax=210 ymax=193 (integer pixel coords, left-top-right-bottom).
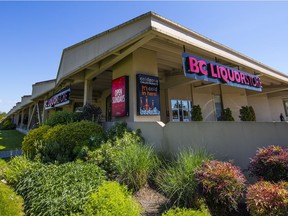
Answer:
xmin=268 ymin=96 xmax=286 ymax=121
xmin=247 ymin=95 xmax=272 ymax=121
xmin=126 ymin=121 xmax=288 ymax=171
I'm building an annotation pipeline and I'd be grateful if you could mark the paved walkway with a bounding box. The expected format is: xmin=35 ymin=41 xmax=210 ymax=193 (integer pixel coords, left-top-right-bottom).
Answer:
xmin=0 ymin=150 xmax=23 ymax=158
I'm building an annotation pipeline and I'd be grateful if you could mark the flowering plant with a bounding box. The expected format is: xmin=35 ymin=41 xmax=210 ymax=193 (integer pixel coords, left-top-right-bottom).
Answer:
xmin=249 ymin=145 xmax=288 ymax=182
xmin=196 ymin=160 xmax=246 ymax=215
xmin=246 ymin=181 xmax=288 ymax=216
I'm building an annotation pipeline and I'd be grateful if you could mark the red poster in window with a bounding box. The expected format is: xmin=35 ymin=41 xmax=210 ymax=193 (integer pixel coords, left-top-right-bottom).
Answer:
xmin=111 ymin=76 xmax=129 ymax=117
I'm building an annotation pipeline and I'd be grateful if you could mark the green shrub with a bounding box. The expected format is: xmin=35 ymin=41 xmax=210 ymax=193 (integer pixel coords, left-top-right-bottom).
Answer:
xmin=249 ymin=145 xmax=288 ymax=182
xmin=246 ymin=181 xmax=288 ymax=216
xmin=22 ymin=125 xmax=51 ymax=159
xmin=156 ymin=149 xmax=211 ymax=207
xmin=106 ymin=121 xmax=129 ymax=140
xmin=219 ymin=108 xmax=234 ymax=121
xmin=0 ymin=182 xmax=24 ymax=216
xmin=15 ymin=162 xmax=106 ymax=215
xmin=191 ymin=105 xmax=203 ymax=121
xmin=83 ymin=181 xmax=141 ymax=216
xmin=88 ymin=130 xmax=144 ymax=176
xmin=45 ymin=111 xmax=81 ymax=126
xmin=196 ymin=160 xmax=246 ymax=216
xmin=162 ymin=205 xmax=211 ymax=216
xmin=37 ymin=121 xmax=104 ymax=163
xmin=239 ymin=106 xmax=256 ymax=121
xmin=2 ymin=156 xmax=42 ymax=185
xmin=115 ymin=143 xmax=159 ymax=191
xmin=81 ymin=103 xmax=102 ymax=123
xmin=0 ymin=119 xmax=16 ymax=130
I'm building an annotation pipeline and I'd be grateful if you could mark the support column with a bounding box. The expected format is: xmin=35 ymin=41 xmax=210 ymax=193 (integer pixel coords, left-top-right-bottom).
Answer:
xmin=19 ymin=110 xmax=24 ymax=128
xmin=84 ymin=79 xmax=93 ymax=105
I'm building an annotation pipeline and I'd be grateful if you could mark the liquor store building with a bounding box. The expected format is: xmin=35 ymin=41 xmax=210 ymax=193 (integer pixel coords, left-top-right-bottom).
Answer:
xmin=7 ymin=12 xmax=288 ymax=169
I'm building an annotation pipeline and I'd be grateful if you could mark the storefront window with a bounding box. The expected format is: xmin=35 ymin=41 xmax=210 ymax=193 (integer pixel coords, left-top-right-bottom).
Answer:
xmin=214 ymin=95 xmax=223 ymax=121
xmin=171 ymin=100 xmax=192 ymax=122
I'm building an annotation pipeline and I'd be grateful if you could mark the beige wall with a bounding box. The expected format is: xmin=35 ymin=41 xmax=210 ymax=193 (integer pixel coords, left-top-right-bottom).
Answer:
xmin=247 ymin=94 xmax=272 ymax=122
xmin=268 ymin=96 xmax=285 ymax=121
xmin=193 ymin=86 xmax=216 ymax=121
xmin=126 ymin=121 xmax=288 ymax=171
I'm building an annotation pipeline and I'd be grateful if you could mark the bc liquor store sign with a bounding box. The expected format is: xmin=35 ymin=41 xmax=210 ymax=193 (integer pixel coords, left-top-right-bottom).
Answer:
xmin=182 ymin=53 xmax=262 ymax=92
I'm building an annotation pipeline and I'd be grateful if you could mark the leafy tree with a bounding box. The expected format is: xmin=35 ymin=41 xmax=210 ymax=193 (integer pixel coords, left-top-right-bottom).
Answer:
xmin=0 ymin=112 xmax=7 ymax=123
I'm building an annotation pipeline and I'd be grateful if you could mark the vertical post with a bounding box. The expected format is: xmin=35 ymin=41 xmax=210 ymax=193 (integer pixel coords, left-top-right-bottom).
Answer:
xmin=36 ymin=102 xmax=42 ymax=124
xmin=84 ymin=79 xmax=93 ymax=105
xmin=20 ymin=109 xmax=24 ymax=128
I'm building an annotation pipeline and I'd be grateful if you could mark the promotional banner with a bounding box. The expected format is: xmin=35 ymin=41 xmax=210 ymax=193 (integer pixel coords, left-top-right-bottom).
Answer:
xmin=136 ymin=74 xmax=160 ymax=116
xmin=111 ymin=76 xmax=129 ymax=117
xmin=44 ymin=88 xmax=70 ymax=110
xmin=182 ymin=52 xmax=262 ymax=91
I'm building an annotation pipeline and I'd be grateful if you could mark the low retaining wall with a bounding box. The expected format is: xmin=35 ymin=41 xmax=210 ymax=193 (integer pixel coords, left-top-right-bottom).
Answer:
xmin=0 ymin=150 xmax=23 ymax=158
xmin=127 ymin=121 xmax=288 ymax=170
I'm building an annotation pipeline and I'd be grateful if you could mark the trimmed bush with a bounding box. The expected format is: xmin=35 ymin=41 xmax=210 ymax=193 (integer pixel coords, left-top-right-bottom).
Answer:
xmin=196 ymin=160 xmax=246 ymax=216
xmin=22 ymin=125 xmax=51 ymax=159
xmin=239 ymin=106 xmax=256 ymax=121
xmin=156 ymin=149 xmax=211 ymax=207
xmin=37 ymin=121 xmax=104 ymax=163
xmin=115 ymin=143 xmax=159 ymax=191
xmin=246 ymin=181 xmax=288 ymax=216
xmin=249 ymin=145 xmax=288 ymax=182
xmin=84 ymin=181 xmax=141 ymax=216
xmin=162 ymin=206 xmax=211 ymax=216
xmin=191 ymin=105 xmax=203 ymax=121
xmin=15 ymin=162 xmax=106 ymax=215
xmin=45 ymin=110 xmax=81 ymax=126
xmin=0 ymin=182 xmax=24 ymax=216
xmin=219 ymin=108 xmax=234 ymax=121
xmin=2 ymin=156 xmax=42 ymax=185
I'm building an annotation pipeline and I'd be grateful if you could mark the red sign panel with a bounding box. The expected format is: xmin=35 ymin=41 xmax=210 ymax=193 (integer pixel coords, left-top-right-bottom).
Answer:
xmin=111 ymin=76 xmax=129 ymax=117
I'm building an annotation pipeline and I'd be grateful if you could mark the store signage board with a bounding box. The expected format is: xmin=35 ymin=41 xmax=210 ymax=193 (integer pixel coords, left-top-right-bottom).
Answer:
xmin=182 ymin=53 xmax=262 ymax=92
xmin=112 ymin=76 xmax=129 ymax=117
xmin=44 ymin=88 xmax=71 ymax=110
xmin=136 ymin=74 xmax=160 ymax=116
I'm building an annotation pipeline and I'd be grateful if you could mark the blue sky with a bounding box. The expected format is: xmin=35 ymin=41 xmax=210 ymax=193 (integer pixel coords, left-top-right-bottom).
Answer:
xmin=1 ymin=1 xmax=288 ymax=113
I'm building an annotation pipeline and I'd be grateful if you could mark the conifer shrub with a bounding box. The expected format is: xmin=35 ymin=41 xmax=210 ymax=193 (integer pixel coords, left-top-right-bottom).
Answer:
xmin=219 ymin=108 xmax=234 ymax=121
xmin=15 ymin=162 xmax=106 ymax=216
xmin=83 ymin=181 xmax=141 ymax=216
xmin=0 ymin=182 xmax=24 ymax=216
xmin=191 ymin=105 xmax=203 ymax=121
xmin=196 ymin=160 xmax=246 ymax=216
xmin=246 ymin=181 xmax=288 ymax=216
xmin=249 ymin=145 xmax=288 ymax=182
xmin=22 ymin=125 xmax=51 ymax=159
xmin=239 ymin=106 xmax=256 ymax=121
xmin=156 ymin=149 xmax=211 ymax=207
